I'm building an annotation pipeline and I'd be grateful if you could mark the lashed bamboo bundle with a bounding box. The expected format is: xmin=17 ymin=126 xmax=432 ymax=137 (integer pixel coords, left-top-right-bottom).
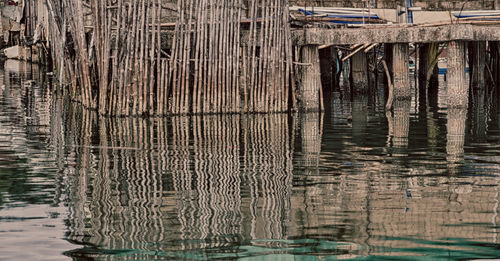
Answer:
xmin=44 ymin=0 xmax=295 ymax=116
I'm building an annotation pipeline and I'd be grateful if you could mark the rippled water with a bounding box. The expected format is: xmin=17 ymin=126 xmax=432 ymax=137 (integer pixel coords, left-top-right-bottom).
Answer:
xmin=1 ymin=60 xmax=500 ymax=260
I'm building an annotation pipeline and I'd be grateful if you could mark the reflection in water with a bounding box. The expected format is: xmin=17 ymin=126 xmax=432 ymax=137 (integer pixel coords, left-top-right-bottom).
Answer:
xmin=447 ymin=107 xmax=467 ymax=164
xmin=3 ymin=61 xmax=500 ymax=260
xmin=61 ymin=111 xmax=296 ymax=256
xmin=352 ymin=95 xmax=368 ymax=145
xmin=469 ymin=87 xmax=488 ymax=142
xmin=387 ymin=99 xmax=411 ymax=156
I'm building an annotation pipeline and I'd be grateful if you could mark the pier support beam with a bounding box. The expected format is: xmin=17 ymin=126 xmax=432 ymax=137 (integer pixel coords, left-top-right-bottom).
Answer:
xmin=469 ymin=41 xmax=486 ymax=90
xmin=447 ymin=41 xmax=469 ymax=108
xmin=392 ymin=43 xmax=411 ymax=99
xmin=299 ymin=45 xmax=322 ymax=112
xmin=351 ymin=51 xmax=369 ymax=93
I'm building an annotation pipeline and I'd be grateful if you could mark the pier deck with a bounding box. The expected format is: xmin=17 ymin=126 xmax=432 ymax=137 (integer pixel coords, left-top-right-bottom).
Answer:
xmin=293 ymin=24 xmax=500 ymax=45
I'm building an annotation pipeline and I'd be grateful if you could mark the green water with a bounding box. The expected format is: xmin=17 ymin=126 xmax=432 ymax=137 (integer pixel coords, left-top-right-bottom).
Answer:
xmin=1 ymin=60 xmax=500 ymax=260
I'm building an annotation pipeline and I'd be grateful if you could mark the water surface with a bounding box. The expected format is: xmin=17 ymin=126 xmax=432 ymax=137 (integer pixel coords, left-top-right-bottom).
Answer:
xmin=1 ymin=60 xmax=500 ymax=260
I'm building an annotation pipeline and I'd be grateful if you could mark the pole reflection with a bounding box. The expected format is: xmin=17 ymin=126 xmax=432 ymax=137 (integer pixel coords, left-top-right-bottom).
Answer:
xmin=3 ymin=61 xmax=500 ymax=260
xmin=63 ymin=111 xmax=296 ymax=254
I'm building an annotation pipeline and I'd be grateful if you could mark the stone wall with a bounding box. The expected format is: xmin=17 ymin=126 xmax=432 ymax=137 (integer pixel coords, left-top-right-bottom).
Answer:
xmin=290 ymin=0 xmax=499 ymax=10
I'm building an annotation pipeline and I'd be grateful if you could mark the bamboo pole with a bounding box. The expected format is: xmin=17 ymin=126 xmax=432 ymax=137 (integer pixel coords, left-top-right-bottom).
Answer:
xmin=44 ymin=0 xmax=295 ymax=116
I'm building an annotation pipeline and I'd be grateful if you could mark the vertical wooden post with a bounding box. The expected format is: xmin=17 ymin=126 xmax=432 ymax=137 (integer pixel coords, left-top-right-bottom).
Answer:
xmin=392 ymin=43 xmax=411 ymax=99
xmin=299 ymin=45 xmax=322 ymax=112
xmin=447 ymin=41 xmax=468 ymax=108
xmin=351 ymin=51 xmax=369 ymax=93
xmin=469 ymin=41 xmax=486 ymax=90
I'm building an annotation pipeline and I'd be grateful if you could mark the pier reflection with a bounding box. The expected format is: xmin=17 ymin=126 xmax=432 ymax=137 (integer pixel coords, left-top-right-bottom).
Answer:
xmin=387 ymin=99 xmax=411 ymax=156
xmin=62 ymin=111 xmax=296 ymax=256
xmin=4 ymin=61 xmax=500 ymax=260
xmin=468 ymin=87 xmax=488 ymax=142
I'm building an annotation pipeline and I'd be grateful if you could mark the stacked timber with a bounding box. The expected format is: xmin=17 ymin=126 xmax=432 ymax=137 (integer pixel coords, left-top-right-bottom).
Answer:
xmin=43 ymin=0 xmax=295 ymax=116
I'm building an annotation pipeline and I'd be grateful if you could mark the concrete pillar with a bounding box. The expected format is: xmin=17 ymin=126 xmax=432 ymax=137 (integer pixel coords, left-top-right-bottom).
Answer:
xmin=299 ymin=45 xmax=322 ymax=112
xmin=469 ymin=41 xmax=486 ymax=90
xmin=447 ymin=41 xmax=468 ymax=108
xmin=393 ymin=43 xmax=411 ymax=99
xmin=351 ymin=51 xmax=369 ymax=93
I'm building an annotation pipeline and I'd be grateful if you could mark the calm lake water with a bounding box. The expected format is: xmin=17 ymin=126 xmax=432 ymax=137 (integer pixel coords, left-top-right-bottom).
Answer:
xmin=1 ymin=60 xmax=500 ymax=260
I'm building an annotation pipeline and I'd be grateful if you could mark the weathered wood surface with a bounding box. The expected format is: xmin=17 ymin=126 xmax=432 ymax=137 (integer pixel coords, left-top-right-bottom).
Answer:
xmin=292 ymin=24 xmax=500 ymax=45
